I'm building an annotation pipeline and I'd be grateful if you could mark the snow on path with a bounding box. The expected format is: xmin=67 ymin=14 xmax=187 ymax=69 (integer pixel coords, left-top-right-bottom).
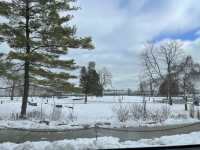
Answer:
xmin=1 ymin=131 xmax=200 ymax=150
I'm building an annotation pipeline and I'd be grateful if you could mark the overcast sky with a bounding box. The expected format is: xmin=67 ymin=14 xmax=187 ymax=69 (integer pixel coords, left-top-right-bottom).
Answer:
xmin=66 ymin=0 xmax=200 ymax=90
xmin=1 ymin=0 xmax=200 ymax=90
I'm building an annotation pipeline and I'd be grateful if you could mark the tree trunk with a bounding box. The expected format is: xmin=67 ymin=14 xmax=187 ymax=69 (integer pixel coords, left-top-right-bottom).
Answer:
xmin=185 ymin=96 xmax=188 ymax=111
xmin=169 ymin=93 xmax=172 ymax=105
xmin=150 ymin=79 xmax=153 ymax=96
xmin=84 ymin=93 xmax=88 ymax=104
xmin=20 ymin=0 xmax=30 ymax=118
xmin=10 ymin=81 xmax=15 ymax=101
xmin=21 ymin=61 xmax=30 ymax=118
xmin=143 ymin=95 xmax=147 ymax=119
xmin=168 ymin=66 xmax=172 ymax=105
xmin=183 ymin=78 xmax=188 ymax=111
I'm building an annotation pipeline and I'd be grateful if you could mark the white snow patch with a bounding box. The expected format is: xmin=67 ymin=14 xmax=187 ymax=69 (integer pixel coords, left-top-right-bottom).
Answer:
xmin=1 ymin=131 xmax=200 ymax=150
xmin=0 ymin=96 xmax=199 ymax=130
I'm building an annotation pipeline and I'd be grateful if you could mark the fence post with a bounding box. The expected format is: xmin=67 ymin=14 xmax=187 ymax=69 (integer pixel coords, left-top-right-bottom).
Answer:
xmin=197 ymin=107 xmax=200 ymax=120
xmin=95 ymin=124 xmax=99 ymax=141
xmin=185 ymin=96 xmax=188 ymax=111
xmin=189 ymin=102 xmax=194 ymax=118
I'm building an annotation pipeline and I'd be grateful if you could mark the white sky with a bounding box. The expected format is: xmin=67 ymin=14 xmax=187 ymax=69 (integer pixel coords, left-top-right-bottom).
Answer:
xmin=1 ymin=0 xmax=200 ymax=90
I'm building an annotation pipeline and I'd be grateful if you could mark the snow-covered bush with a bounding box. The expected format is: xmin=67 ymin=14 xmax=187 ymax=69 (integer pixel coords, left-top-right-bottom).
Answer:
xmin=129 ymin=103 xmax=144 ymax=120
xmin=148 ymin=105 xmax=171 ymax=123
xmin=112 ymin=104 xmax=130 ymax=122
xmin=66 ymin=110 xmax=77 ymax=122
xmin=10 ymin=110 xmax=50 ymax=121
xmin=189 ymin=104 xmax=195 ymax=118
xmin=27 ymin=110 xmax=50 ymax=120
xmin=171 ymin=113 xmax=188 ymax=120
xmin=113 ymin=103 xmax=171 ymax=123
xmin=10 ymin=113 xmax=20 ymax=120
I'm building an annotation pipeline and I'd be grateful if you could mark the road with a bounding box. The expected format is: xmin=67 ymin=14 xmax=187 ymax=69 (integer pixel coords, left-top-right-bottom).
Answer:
xmin=1 ymin=122 xmax=200 ymax=143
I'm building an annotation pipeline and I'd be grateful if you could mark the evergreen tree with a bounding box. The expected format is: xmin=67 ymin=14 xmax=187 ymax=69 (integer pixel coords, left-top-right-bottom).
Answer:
xmin=80 ymin=62 xmax=103 ymax=103
xmin=80 ymin=66 xmax=89 ymax=103
xmin=0 ymin=0 xmax=94 ymax=117
xmin=88 ymin=62 xmax=103 ymax=96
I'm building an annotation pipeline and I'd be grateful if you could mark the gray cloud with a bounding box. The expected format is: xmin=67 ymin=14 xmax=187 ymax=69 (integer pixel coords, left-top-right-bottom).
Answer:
xmin=66 ymin=0 xmax=200 ymax=90
xmin=1 ymin=0 xmax=200 ymax=90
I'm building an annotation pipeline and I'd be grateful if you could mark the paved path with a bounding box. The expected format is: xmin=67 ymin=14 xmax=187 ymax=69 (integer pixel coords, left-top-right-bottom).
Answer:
xmin=1 ymin=122 xmax=200 ymax=143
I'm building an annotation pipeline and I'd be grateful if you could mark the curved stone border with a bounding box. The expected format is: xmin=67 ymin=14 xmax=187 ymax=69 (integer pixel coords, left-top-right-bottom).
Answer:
xmin=0 ymin=121 xmax=200 ymax=133
xmin=0 ymin=126 xmax=90 ymax=132
xmin=1 ymin=122 xmax=200 ymax=143
xmin=99 ymin=122 xmax=200 ymax=132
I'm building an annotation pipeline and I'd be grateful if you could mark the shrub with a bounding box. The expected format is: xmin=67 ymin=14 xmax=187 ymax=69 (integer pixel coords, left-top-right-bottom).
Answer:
xmin=129 ymin=103 xmax=144 ymax=120
xmin=113 ymin=103 xmax=171 ymax=123
xmin=148 ymin=105 xmax=170 ymax=123
xmin=66 ymin=110 xmax=77 ymax=122
xmin=112 ymin=104 xmax=130 ymax=122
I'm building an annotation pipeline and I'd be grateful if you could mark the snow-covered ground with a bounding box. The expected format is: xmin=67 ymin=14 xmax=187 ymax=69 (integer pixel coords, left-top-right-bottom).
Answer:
xmin=1 ymin=131 xmax=200 ymax=150
xmin=0 ymin=96 xmax=199 ymax=129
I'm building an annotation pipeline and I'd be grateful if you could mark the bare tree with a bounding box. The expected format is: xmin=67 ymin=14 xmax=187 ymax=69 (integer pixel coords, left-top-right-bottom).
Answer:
xmin=175 ymin=56 xmax=200 ymax=110
xmin=141 ymin=43 xmax=162 ymax=96
xmin=99 ymin=67 xmax=112 ymax=90
xmin=139 ymin=80 xmax=147 ymax=118
xmin=141 ymin=40 xmax=183 ymax=105
xmin=175 ymin=56 xmax=193 ymax=110
xmin=160 ymin=41 xmax=183 ymax=105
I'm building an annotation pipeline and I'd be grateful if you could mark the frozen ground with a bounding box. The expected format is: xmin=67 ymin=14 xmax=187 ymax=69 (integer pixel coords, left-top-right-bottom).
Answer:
xmin=1 ymin=131 xmax=200 ymax=150
xmin=0 ymin=96 xmax=199 ymax=129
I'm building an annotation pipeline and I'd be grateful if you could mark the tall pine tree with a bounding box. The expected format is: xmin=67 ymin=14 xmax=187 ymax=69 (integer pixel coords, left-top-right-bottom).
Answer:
xmin=87 ymin=62 xmax=102 ymax=96
xmin=80 ymin=62 xmax=103 ymax=103
xmin=0 ymin=0 xmax=94 ymax=117
xmin=80 ymin=66 xmax=89 ymax=103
